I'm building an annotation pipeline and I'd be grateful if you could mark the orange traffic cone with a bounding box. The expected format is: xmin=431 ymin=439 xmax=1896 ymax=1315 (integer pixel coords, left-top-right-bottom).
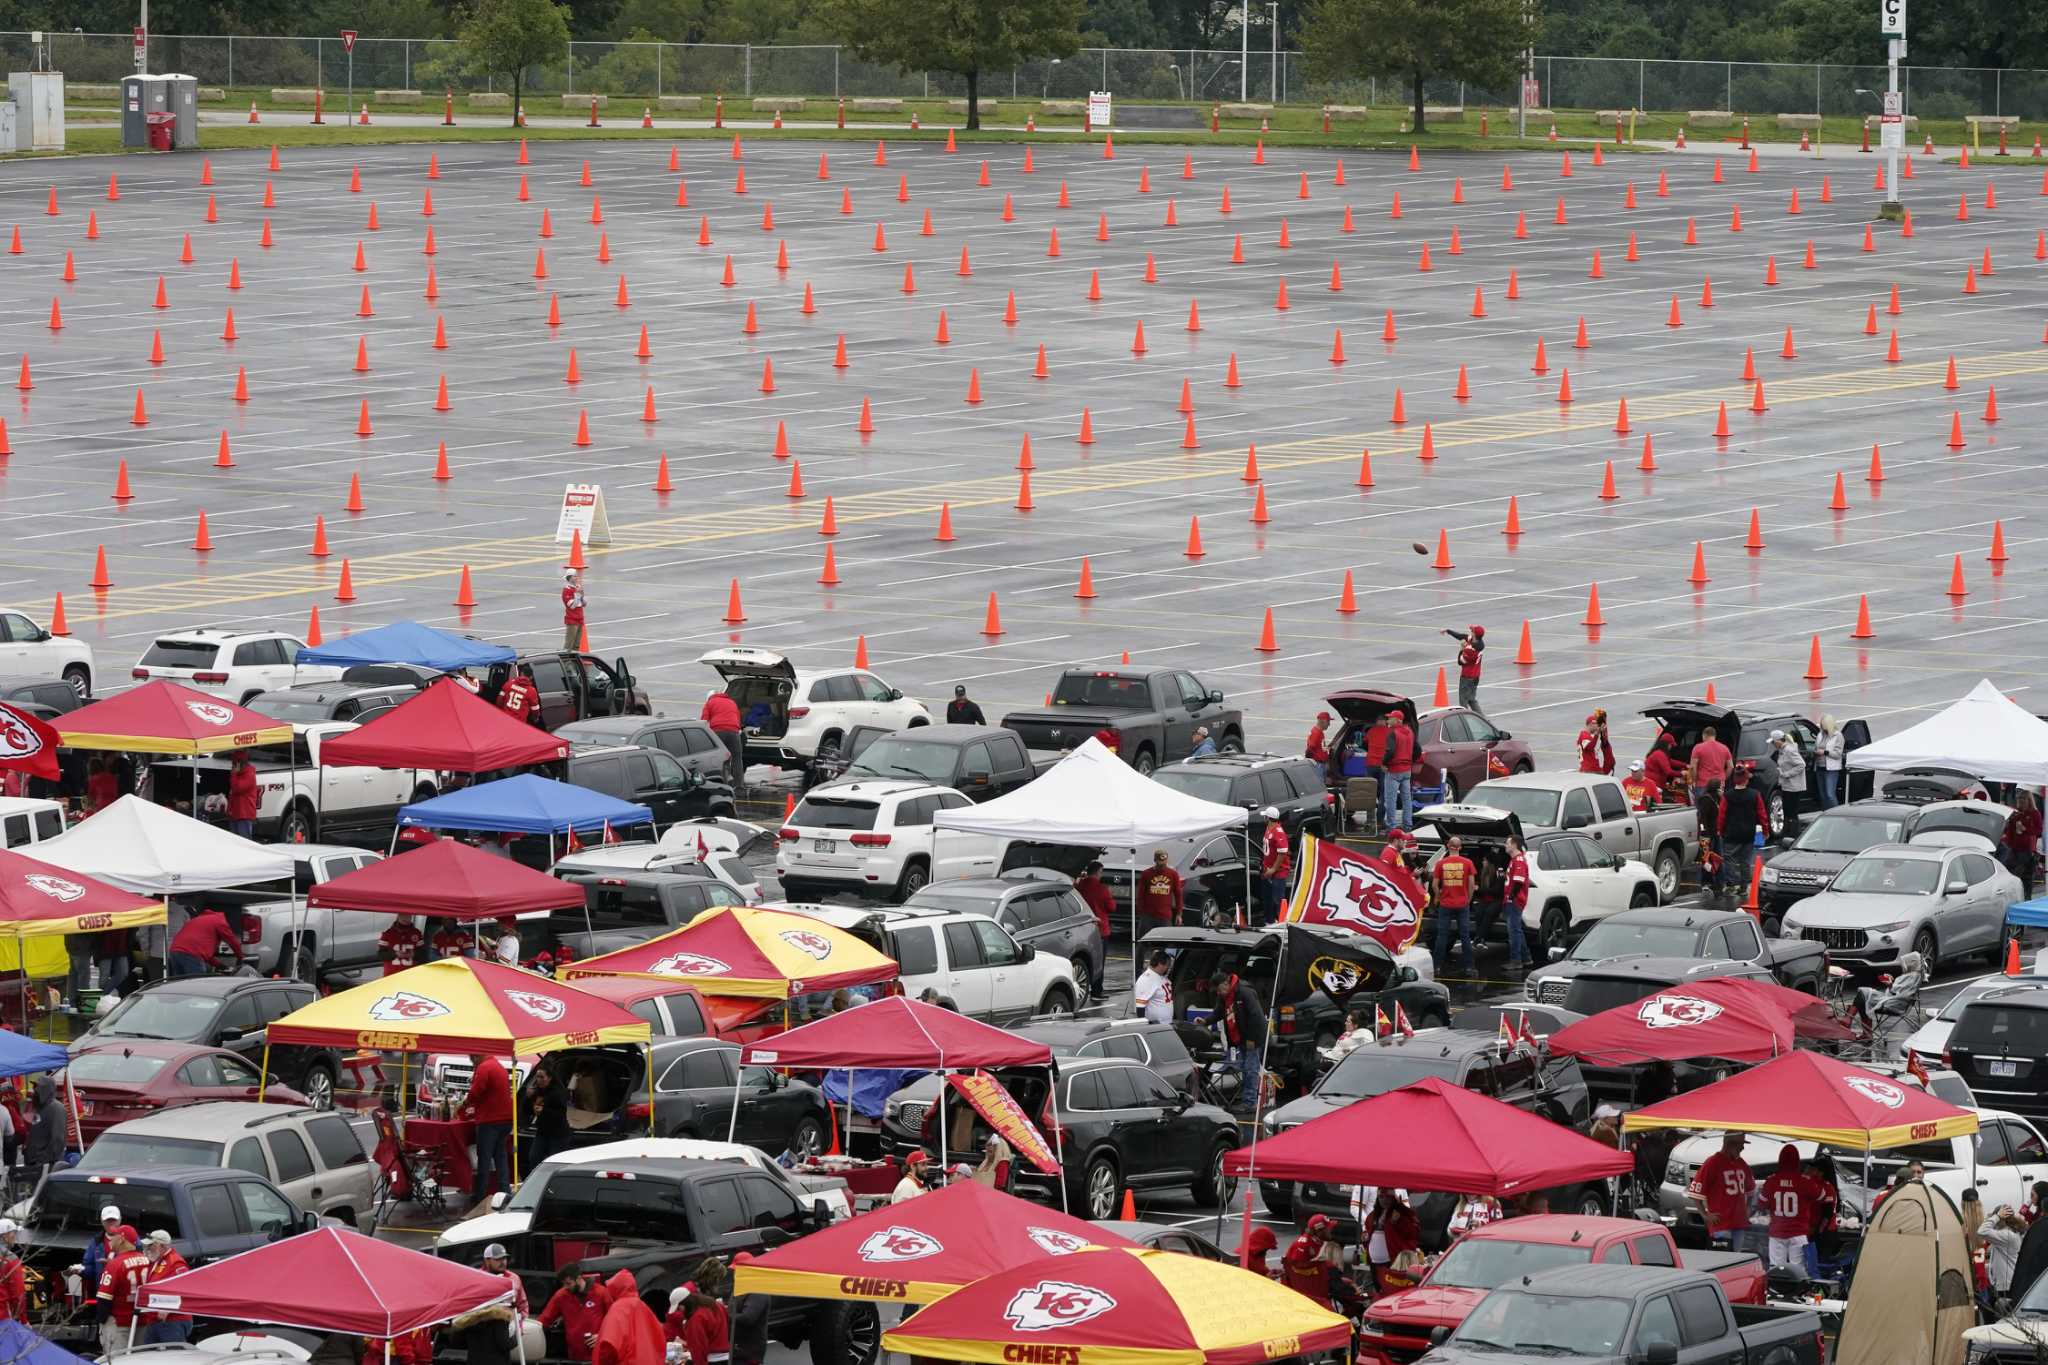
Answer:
xmin=1502 ymin=496 xmax=1523 ymax=537
xmin=1850 ymin=595 xmax=1874 ymax=640
xmin=1254 ymin=609 xmax=1279 ymax=653
xmin=1431 ymin=530 xmax=1453 ymax=569
xmin=981 ymin=594 xmax=1004 ymax=637
xmin=1185 ymin=517 xmax=1205 ymax=558
xmin=1337 ymin=571 xmax=1358 ymax=614
xmin=2007 ymin=938 xmax=2024 ymax=975
xmin=1432 ymin=668 xmax=1450 ymax=709
xmin=1990 ymin=521 xmax=2010 ymax=563
xmin=1803 ymin=635 xmax=1827 ymax=680
xmin=723 ymin=579 xmax=747 ymax=624
xmin=1515 ymin=621 xmax=1536 ymax=665
xmin=1688 ymin=542 xmax=1710 ymax=585
xmin=335 ymin=559 xmax=357 ymax=602
xmin=1075 ymin=558 xmax=1097 ymax=600
xmin=935 ymin=504 xmax=955 ymax=542
xmin=1947 ymin=555 xmax=1969 ymax=597
xmin=1582 ymin=584 xmax=1605 ymax=628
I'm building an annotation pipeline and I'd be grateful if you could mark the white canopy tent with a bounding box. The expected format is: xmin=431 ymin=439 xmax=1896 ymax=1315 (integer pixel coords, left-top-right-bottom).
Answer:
xmin=35 ymin=795 xmax=295 ymax=894
xmin=1846 ymin=679 xmax=2048 ymax=785
xmin=932 ymin=737 xmax=1249 ymax=844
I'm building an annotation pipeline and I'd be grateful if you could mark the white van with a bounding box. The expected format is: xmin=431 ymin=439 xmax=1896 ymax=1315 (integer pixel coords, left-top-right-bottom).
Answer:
xmin=0 ymin=797 xmax=66 ymax=850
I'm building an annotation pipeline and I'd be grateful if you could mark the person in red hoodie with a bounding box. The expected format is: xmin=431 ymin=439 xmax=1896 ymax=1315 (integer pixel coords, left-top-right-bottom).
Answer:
xmin=540 ymin=1266 xmax=612 ymax=1363
xmin=699 ymin=690 xmax=744 ymax=792
xmin=594 ymin=1270 xmax=663 ymax=1365
xmin=462 ymin=1052 xmax=513 ymax=1207
xmin=226 ymin=752 xmax=260 ymax=838
xmin=668 ymin=1284 xmax=729 ymax=1365
xmin=1074 ymin=861 xmax=1116 ymax=941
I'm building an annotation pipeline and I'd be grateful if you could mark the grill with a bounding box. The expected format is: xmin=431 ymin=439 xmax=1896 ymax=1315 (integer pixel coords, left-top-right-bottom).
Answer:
xmin=1801 ymin=927 xmax=1867 ymax=951
xmin=895 ymin=1101 xmax=929 ymax=1132
xmin=1772 ymin=870 xmax=1829 ymax=888
xmin=1532 ymin=979 xmax=1571 ymax=1006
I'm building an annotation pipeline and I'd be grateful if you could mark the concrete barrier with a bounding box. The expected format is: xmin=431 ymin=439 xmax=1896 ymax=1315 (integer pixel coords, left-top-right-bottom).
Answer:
xmin=1775 ymin=112 xmax=1821 ymax=130
xmin=751 ymin=97 xmax=805 ymax=112
xmin=468 ymin=92 xmax=511 ymax=108
xmin=849 ymin=97 xmax=902 ymax=113
xmin=946 ymin=98 xmax=998 ymax=114
xmin=1595 ymin=109 xmax=1642 ymax=127
xmin=1965 ymin=113 xmax=2020 ymax=129
xmin=657 ymin=95 xmax=702 ymax=110
xmin=375 ymin=89 xmax=423 ymax=103
xmin=1689 ymin=110 xmax=1733 ymax=127
xmin=1423 ymin=104 xmax=1465 ymax=122
xmin=271 ymin=88 xmax=319 ymax=105
xmin=1039 ymin=100 xmax=1085 ymax=116
xmin=1322 ymin=105 xmax=1370 ymax=121
xmin=197 ymin=86 xmax=225 ymax=102
xmin=561 ymin=93 xmax=609 ymax=109
xmin=1217 ymin=102 xmax=1272 ymax=118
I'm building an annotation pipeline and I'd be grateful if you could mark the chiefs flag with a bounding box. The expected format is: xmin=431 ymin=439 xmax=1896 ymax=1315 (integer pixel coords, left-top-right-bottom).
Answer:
xmin=947 ymin=1072 xmax=1060 ymax=1176
xmin=0 ymin=703 xmax=61 ymax=781
xmin=1282 ymin=832 xmax=1426 ymax=955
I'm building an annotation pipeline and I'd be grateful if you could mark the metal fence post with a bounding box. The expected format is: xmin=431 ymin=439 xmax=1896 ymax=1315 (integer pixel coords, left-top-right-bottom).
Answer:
xmin=656 ymin=43 xmax=662 ymax=98
xmin=745 ymin=44 xmax=752 ymax=96
xmin=1726 ymin=61 xmax=1732 ymax=110
xmin=834 ymin=47 xmax=840 ymax=98
xmin=1639 ymin=59 xmax=1645 ymax=111
xmin=405 ymin=39 xmax=411 ymax=91
xmin=566 ymin=46 xmax=573 ymax=94
xmin=1996 ymin=67 xmax=2002 ymax=116
xmin=317 ymin=36 xmax=323 ymax=89
xmin=1103 ymin=49 xmax=1108 ymax=88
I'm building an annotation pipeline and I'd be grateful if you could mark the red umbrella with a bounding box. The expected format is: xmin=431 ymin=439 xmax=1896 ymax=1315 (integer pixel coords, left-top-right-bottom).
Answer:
xmin=318 ymin=678 xmax=568 ymax=772
xmin=1223 ymin=1076 xmax=1632 ymax=1195
xmin=1548 ymin=975 xmax=1851 ymax=1066
xmin=140 ymin=1226 xmax=511 ymax=1337
xmin=739 ymin=996 xmax=1053 ymax=1070
xmin=1621 ymin=1049 xmax=1979 ymax=1149
xmin=734 ymin=1179 xmax=1140 ymax=1304
xmin=306 ymin=839 xmax=584 ymax=920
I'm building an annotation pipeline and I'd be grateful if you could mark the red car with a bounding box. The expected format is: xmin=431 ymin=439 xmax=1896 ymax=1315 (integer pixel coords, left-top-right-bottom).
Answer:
xmin=66 ymin=1041 xmax=306 ymax=1143
xmin=1325 ymin=690 xmax=1536 ymax=801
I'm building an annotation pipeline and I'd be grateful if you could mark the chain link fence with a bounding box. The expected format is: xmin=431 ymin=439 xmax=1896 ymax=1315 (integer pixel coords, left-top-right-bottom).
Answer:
xmin=11 ymin=32 xmax=2048 ymax=120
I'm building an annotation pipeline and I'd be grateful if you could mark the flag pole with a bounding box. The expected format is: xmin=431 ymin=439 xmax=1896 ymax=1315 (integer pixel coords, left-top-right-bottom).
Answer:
xmin=1225 ymin=835 xmax=1309 ymax=1260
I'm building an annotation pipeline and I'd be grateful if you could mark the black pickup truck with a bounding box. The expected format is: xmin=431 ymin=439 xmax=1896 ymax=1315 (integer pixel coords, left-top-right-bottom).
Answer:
xmin=1001 ymin=669 xmax=1244 ymax=776
xmin=832 ymin=724 xmax=1051 ymax=801
xmin=1524 ymin=907 xmax=1829 ymax=1000
xmin=441 ymin=1156 xmax=871 ymax=1365
xmin=1418 ymin=1263 xmax=1823 ymax=1365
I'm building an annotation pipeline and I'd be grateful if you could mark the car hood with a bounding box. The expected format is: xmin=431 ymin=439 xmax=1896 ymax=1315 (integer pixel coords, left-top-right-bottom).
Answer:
xmin=1765 ymin=849 xmax=1853 ymax=876
xmin=1412 ymin=803 xmax=1523 ymax=844
xmin=1786 ymin=892 xmax=1936 ymax=925
xmin=437 ymin=1209 xmax=532 ymax=1251
xmin=1366 ymin=1283 xmax=1489 ymax=1328
xmin=1266 ymin=1092 xmax=1349 ymax=1129
xmin=697 ymin=646 xmax=794 ymax=681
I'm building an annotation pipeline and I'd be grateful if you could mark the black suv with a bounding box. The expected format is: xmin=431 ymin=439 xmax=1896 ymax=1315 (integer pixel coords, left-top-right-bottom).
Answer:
xmin=1946 ymin=987 xmax=2048 ymax=1125
xmin=562 ymin=745 xmax=737 ymax=832
xmin=73 ymin=976 xmax=339 ymax=1102
xmin=882 ymin=1056 xmax=1240 ymax=1221
xmin=557 ymin=716 xmax=736 ymax=785
xmin=1148 ymin=753 xmax=1337 ymax=843
xmin=1640 ymin=701 xmax=1874 ymax=830
xmin=541 ymin=1038 xmax=832 ymax=1158
xmin=1260 ymin=1027 xmax=1594 ymax=1231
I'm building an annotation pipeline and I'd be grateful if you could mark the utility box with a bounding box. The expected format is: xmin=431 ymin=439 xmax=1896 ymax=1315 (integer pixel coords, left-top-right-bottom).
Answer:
xmin=161 ymin=72 xmax=199 ymax=147
xmin=6 ymin=70 xmax=64 ymax=151
xmin=0 ymin=103 xmax=16 ymax=155
xmin=121 ymin=72 xmax=167 ymax=148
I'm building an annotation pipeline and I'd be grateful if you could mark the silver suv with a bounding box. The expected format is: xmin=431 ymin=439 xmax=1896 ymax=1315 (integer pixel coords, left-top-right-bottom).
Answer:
xmin=904 ymin=870 xmax=1107 ymax=1001
xmin=77 ymin=1102 xmax=377 ymax=1228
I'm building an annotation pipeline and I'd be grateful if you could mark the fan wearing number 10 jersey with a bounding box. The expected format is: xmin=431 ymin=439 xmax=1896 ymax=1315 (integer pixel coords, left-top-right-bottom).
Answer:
xmin=1760 ymin=1144 xmax=1828 ymax=1271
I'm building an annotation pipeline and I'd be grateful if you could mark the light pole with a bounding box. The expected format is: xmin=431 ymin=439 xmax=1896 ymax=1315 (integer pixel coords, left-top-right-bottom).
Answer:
xmin=1239 ymin=2 xmax=1248 ymax=100
xmin=136 ymin=0 xmax=147 ymax=71
xmin=1267 ymin=2 xmax=1278 ymax=103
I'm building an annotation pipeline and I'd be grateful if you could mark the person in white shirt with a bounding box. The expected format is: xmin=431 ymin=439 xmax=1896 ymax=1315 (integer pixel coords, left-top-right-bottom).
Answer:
xmin=1447 ymin=1194 xmax=1502 ymax=1236
xmin=1818 ymin=716 xmax=1846 ymax=809
xmin=892 ymin=1151 xmax=931 ymax=1203
xmin=493 ymin=916 xmax=521 ymax=967
xmin=1133 ymin=952 xmax=1173 ymax=1023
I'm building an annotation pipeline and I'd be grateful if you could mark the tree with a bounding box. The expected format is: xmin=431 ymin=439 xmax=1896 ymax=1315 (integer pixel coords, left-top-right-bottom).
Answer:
xmin=458 ymin=0 xmax=570 ymax=126
xmin=1301 ymin=0 xmax=1535 ymax=132
xmin=816 ymin=0 xmax=1084 ymax=130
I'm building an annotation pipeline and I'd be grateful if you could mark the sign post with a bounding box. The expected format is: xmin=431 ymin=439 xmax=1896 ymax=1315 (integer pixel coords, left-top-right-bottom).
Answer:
xmin=132 ymin=24 xmax=146 ymax=72
xmin=341 ymin=29 xmax=357 ymax=121
xmin=1086 ymin=90 xmax=1112 ymax=131
xmin=1879 ymin=0 xmax=1905 ymax=215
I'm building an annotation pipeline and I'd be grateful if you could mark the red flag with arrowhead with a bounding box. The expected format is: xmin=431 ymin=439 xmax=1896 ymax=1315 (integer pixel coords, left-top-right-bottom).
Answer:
xmin=1905 ymin=1050 xmax=1931 ymax=1088
xmin=0 ymin=702 xmax=61 ymax=781
xmin=1374 ymin=1005 xmax=1391 ymax=1041
xmin=1283 ymin=832 xmax=1426 ymax=955
xmin=1395 ymin=1003 xmax=1415 ymax=1038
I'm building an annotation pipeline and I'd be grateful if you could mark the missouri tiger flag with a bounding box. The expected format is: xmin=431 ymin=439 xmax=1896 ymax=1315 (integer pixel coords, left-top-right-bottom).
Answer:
xmin=1282 ymin=832 xmax=1427 ymax=956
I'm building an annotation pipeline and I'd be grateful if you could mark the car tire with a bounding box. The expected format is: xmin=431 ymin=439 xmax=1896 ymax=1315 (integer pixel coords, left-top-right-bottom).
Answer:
xmin=1574 ymin=1186 xmax=1608 ymax=1218
xmin=61 ymin=665 xmax=90 ymax=700
xmin=1131 ymin=747 xmax=1157 ymax=777
xmin=1629 ymin=885 xmax=1658 ymax=909
xmin=1218 ymin=732 xmax=1244 ymax=755
xmin=1913 ymin=926 xmax=1938 ymax=972
xmin=300 ymin=1061 xmax=336 ymax=1111
xmin=1540 ymin=904 xmax=1572 ymax=954
xmin=1038 ymin=984 xmax=1076 ymax=1017
xmin=1442 ymin=773 xmax=1460 ymax=802
xmin=1260 ymin=1180 xmax=1294 ymax=1219
xmin=815 ymin=733 xmax=843 ymax=768
xmin=894 ymin=859 xmax=930 ymax=900
xmin=1191 ymin=1142 xmax=1235 ymax=1208
xmin=1653 ymin=847 xmax=1682 ymax=902
xmin=1082 ymin=1155 xmax=1123 ymax=1221
xmin=280 ymin=802 xmax=316 ymax=845
xmin=1768 ymin=789 xmax=1787 ymax=834
xmin=284 ymin=936 xmax=318 ymax=986
xmin=791 ymin=1116 xmax=827 ymax=1160
xmin=1069 ymin=955 xmax=1094 ymax=1002
xmin=808 ymin=1302 xmax=881 ymax=1365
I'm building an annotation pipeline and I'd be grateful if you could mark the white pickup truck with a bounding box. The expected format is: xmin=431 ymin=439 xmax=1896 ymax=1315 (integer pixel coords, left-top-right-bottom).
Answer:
xmin=147 ymin=723 xmax=436 ymax=844
xmin=204 ymin=845 xmax=388 ymax=981
xmin=1459 ymin=772 xmax=1700 ymax=902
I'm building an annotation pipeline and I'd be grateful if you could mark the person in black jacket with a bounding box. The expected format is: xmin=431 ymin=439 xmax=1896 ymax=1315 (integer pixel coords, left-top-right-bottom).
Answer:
xmin=22 ymin=1078 xmax=63 ymax=1184
xmin=944 ymin=686 xmax=985 ymax=726
xmin=726 ymin=1254 xmax=769 ymax=1365
xmin=446 ymin=1303 xmax=517 ymax=1365
xmin=1717 ymin=765 xmax=1771 ymax=909
xmin=526 ymin=1060 xmax=572 ymax=1170
xmin=1694 ymin=780 xmax=1725 ymax=907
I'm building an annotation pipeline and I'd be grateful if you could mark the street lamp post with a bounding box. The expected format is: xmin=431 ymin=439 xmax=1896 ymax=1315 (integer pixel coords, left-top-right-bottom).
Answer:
xmin=1239 ymin=3 xmax=1248 ymax=101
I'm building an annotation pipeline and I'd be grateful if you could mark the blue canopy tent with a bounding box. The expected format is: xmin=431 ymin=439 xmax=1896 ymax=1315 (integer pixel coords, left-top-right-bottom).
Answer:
xmin=0 ymin=1030 xmax=69 ymax=1078
xmin=0 ymin=1321 xmax=93 ymax=1365
xmin=398 ymin=774 xmax=651 ymax=847
xmin=2007 ymin=897 xmax=2048 ymax=931
xmin=294 ymin=621 xmax=515 ymax=672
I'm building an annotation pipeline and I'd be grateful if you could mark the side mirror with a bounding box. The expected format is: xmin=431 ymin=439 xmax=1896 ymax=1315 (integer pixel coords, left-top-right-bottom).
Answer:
xmin=758 ymin=1226 xmax=793 ymax=1248
xmin=1428 ymin=1327 xmax=1450 ymax=1346
xmin=1946 ymin=880 xmax=1968 ymax=896
xmin=490 ymin=1192 xmax=508 ymax=1211
xmin=885 ymin=689 xmax=903 ymax=702
xmin=1399 ymin=965 xmax=1418 ymax=983
xmin=1207 ymin=690 xmax=1224 ymax=704
xmin=1643 ymin=1345 xmax=1679 ymax=1365
xmin=1778 ymin=836 xmax=1795 ymax=850
xmin=1563 ymin=814 xmax=1589 ymax=830
xmin=1494 ymin=729 xmax=1512 ymax=740
xmin=1548 ymin=946 xmax=1566 ymax=962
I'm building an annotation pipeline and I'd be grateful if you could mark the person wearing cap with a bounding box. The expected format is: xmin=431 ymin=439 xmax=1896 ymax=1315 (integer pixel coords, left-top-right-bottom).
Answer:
xmin=1283 ymin=1215 xmax=1359 ymax=1310
xmin=482 ymin=1241 xmax=529 ymax=1320
xmin=1502 ymin=833 xmax=1532 ymax=970
xmin=139 ymin=1230 xmax=192 ymax=1343
xmin=1380 ymin=709 xmax=1417 ymax=832
xmin=1576 ymin=710 xmax=1614 ymax=775
xmin=1304 ymin=711 xmax=1331 ymax=768
xmin=1770 ymin=730 xmax=1808 ymax=823
xmin=944 ymin=685 xmax=985 ymax=726
xmin=892 ymin=1150 xmax=930 ymax=1203
xmin=699 ymin=688 xmax=744 ymax=794
xmin=1717 ymin=766 xmax=1771 ymax=909
xmin=1186 ymin=726 xmax=1216 ymax=759
xmin=1644 ymin=731 xmax=1682 ymax=802
xmin=1243 ymin=1225 xmax=1279 ymax=1278
xmin=562 ymin=568 xmax=587 ymax=652
xmin=1444 ymin=624 xmax=1486 ymax=713
xmin=80 ymin=1205 xmax=123 ymax=1296
xmin=1621 ymin=760 xmax=1653 ymax=812
xmin=0 ymin=1220 xmax=23 ymax=1322
xmin=1432 ymin=835 xmax=1478 ymax=975
xmin=1258 ymin=809 xmax=1292 ymax=926
xmin=1136 ymin=850 xmax=1183 ymax=930
xmin=95 ymin=1226 xmax=148 ymax=1358
xmin=1691 ymin=1132 xmax=1760 ymax=1255
xmin=493 ymin=914 xmax=522 ymax=968
xmin=226 ymin=751 xmax=259 ymax=839
xmin=1074 ymin=861 xmax=1115 ymax=942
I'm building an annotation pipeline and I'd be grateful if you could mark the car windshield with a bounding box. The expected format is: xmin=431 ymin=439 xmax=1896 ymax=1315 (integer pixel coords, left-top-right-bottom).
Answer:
xmin=78 ymin=1134 xmax=223 ymax=1169
xmin=95 ymin=992 xmax=220 ymax=1042
xmin=246 ymin=698 xmax=342 ymax=724
xmin=1454 ymin=1291 xmax=1632 ymax=1356
xmin=1049 ymin=674 xmax=1150 ymax=709
xmin=1568 ymin=922 xmax=1700 ymax=961
xmin=1462 ymin=784 xmax=1561 ymax=829
xmin=1427 ymin=1239 xmax=1593 ymax=1290
xmin=67 ymin=1053 xmax=170 ymax=1084
xmin=1150 ymin=770 xmax=1240 ymax=803
xmin=1794 ymin=814 xmax=1906 ymax=855
xmin=844 ymin=739 xmax=959 ymax=784
xmin=501 ymin=1164 xmax=560 ymax=1212
xmin=1316 ymin=1050 xmax=1462 ymax=1101
xmin=1832 ymin=856 xmax=1941 ymax=895
xmin=905 ymin=891 xmax=997 ymax=915
xmin=1563 ymin=975 xmax=1671 ymax=1017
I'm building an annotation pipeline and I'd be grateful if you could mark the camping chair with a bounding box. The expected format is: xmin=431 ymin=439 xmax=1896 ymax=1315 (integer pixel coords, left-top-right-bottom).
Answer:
xmin=370 ymin=1109 xmax=455 ymax=1221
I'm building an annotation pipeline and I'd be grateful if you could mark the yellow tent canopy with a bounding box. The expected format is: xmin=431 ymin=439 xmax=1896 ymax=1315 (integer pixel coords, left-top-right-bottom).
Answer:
xmin=266 ymin=957 xmax=650 ymax=1056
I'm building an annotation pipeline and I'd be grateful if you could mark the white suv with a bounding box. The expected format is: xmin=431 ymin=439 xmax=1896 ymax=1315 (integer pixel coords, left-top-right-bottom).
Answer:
xmin=775 ymin=902 xmax=1081 ymax=1022
xmin=132 ymin=629 xmax=340 ymax=703
xmin=699 ymin=646 xmax=931 ymax=771
xmin=776 ymin=780 xmax=1000 ymax=901
xmin=0 ymin=607 xmax=94 ymax=699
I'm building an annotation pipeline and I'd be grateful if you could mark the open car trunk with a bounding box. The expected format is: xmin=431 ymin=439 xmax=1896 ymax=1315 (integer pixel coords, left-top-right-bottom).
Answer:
xmin=553 ymin=1045 xmax=649 ymax=1134
xmin=699 ymin=647 xmax=797 ymax=741
xmin=1639 ymin=700 xmax=1740 ymax=758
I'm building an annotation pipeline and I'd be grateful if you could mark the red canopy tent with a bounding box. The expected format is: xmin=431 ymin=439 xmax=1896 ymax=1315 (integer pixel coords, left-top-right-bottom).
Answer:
xmin=57 ymin=680 xmax=290 ymax=754
xmin=0 ymin=849 xmax=164 ymax=937
xmin=1547 ymin=976 xmax=1851 ymax=1066
xmin=306 ymin=838 xmax=585 ymax=920
xmin=739 ymin=996 xmax=1053 ymax=1071
xmin=1621 ymin=1049 xmax=1979 ymax=1149
xmin=140 ymin=1226 xmax=511 ymax=1338
xmin=1223 ymin=1075 xmax=1633 ymax=1194
xmin=319 ymin=678 xmax=568 ymax=772
xmin=734 ymin=1178 xmax=1139 ymax=1304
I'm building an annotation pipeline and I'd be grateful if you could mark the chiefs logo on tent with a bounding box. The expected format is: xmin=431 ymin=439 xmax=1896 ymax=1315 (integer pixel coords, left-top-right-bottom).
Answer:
xmin=1024 ymin=1228 xmax=1091 ymax=1257
xmin=1635 ymin=994 xmax=1723 ymax=1029
xmin=1003 ymin=1282 xmax=1117 ymax=1333
xmin=778 ymin=929 xmax=833 ymax=962
xmin=1845 ymin=1075 xmax=1907 ymax=1109
xmin=505 ymin=989 xmax=567 ymax=1023
xmin=650 ymin=952 xmax=732 ymax=978
xmin=184 ymin=701 xmax=236 ymax=727
xmin=1311 ymin=864 xmax=1417 ymax=935
xmin=368 ymin=991 xmax=450 ymax=1023
xmin=23 ymin=874 xmax=84 ymax=903
xmin=857 ymin=1226 xmax=943 ymax=1263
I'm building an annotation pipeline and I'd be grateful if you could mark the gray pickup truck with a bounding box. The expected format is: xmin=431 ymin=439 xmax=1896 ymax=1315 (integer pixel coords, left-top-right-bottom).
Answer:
xmin=1418 ymin=1264 xmax=1823 ymax=1365
xmin=1462 ymin=771 xmax=1699 ymax=901
xmin=1000 ymin=669 xmax=1244 ymax=776
xmin=1526 ymin=907 xmax=1829 ymax=998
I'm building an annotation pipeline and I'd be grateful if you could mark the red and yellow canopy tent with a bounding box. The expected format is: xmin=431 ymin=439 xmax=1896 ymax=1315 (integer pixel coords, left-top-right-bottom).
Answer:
xmin=565 ymin=905 xmax=900 ymax=999
xmin=56 ymin=681 xmax=291 ymax=754
xmin=263 ymin=957 xmax=651 ymax=1176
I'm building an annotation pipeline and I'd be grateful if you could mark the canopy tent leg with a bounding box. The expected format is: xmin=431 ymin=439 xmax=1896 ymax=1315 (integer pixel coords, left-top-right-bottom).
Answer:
xmin=727 ymin=1070 xmax=741 ymax=1141
xmin=1047 ymin=1063 xmax=1068 ymax=1214
xmin=1130 ymin=866 xmax=1138 ymax=979
xmin=259 ymin=1042 xmax=272 ymax=1102
xmin=645 ymin=1044 xmax=655 ymax=1135
xmin=845 ymin=1068 xmax=855 ymax=1158
xmin=400 ymin=1053 xmax=411 ymax=1136
xmin=510 ymin=1063 xmax=522 ymax=1187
